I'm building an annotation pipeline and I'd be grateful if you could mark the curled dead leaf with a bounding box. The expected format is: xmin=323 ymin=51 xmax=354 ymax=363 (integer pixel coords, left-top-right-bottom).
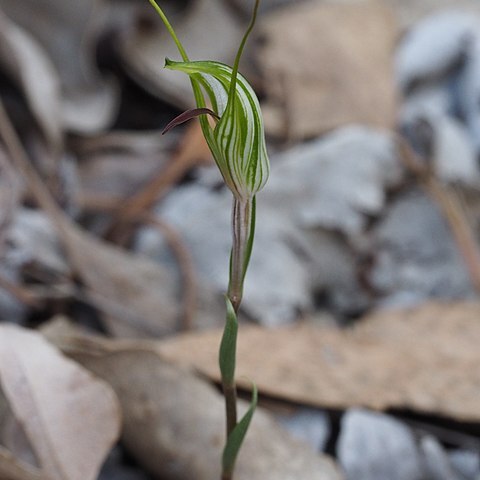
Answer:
xmin=0 ymin=9 xmax=62 ymax=150
xmin=64 ymin=224 xmax=181 ymax=337
xmin=0 ymin=0 xmax=118 ymax=133
xmin=0 ymin=324 xmax=121 ymax=480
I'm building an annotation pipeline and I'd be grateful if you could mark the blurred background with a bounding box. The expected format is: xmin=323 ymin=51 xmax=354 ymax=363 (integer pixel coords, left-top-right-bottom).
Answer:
xmin=0 ymin=0 xmax=480 ymax=479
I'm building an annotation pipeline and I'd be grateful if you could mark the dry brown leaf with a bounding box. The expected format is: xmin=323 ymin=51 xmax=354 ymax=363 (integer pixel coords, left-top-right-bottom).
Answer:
xmin=0 ymin=80 xmax=185 ymax=338
xmin=49 ymin=333 xmax=342 ymax=480
xmin=102 ymin=121 xmax=214 ymax=227
xmin=0 ymin=387 xmax=39 ymax=473
xmin=0 ymin=0 xmax=118 ymax=133
xmin=158 ymin=302 xmax=480 ymax=422
xmin=0 ymin=10 xmax=62 ymax=150
xmin=63 ymin=223 xmax=180 ymax=337
xmin=0 ymin=446 xmax=43 ymax=480
xmin=257 ymin=0 xmax=398 ymax=140
xmin=73 ymin=130 xmax=175 ymax=201
xmin=0 ymin=324 xmax=121 ymax=480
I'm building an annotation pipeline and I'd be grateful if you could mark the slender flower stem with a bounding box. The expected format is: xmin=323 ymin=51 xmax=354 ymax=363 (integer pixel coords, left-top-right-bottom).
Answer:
xmin=227 ymin=197 xmax=253 ymax=312
xmin=220 ymin=196 xmax=254 ymax=480
xmin=147 ymin=0 xmax=188 ymax=62
xmin=145 ymin=4 xmax=265 ymax=479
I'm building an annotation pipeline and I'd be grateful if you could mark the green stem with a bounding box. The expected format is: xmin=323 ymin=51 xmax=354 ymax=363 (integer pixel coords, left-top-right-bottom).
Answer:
xmin=147 ymin=0 xmax=189 ymax=61
xmin=222 ymin=469 xmax=235 ymax=480
xmin=147 ymin=0 xmax=211 ymax=136
xmin=220 ymin=196 xmax=255 ymax=480
xmin=227 ymin=0 xmax=261 ymax=108
xmin=227 ymin=197 xmax=254 ymax=312
xmin=222 ymin=382 xmax=238 ymax=439
xmin=146 ymin=5 xmax=260 ymax=480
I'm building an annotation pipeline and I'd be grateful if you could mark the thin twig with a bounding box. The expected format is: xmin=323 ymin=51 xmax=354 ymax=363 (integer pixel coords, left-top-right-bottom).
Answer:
xmin=105 ymin=122 xmax=211 ymax=244
xmin=0 ymin=274 xmax=43 ymax=309
xmin=78 ymin=195 xmax=197 ymax=332
xmin=0 ymin=96 xmax=199 ymax=333
xmin=144 ymin=214 xmax=197 ymax=331
xmin=0 ymin=98 xmax=66 ymax=231
xmin=397 ymin=137 xmax=480 ymax=293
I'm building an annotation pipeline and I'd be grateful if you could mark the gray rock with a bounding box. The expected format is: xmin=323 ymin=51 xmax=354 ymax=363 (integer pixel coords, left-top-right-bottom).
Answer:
xmin=139 ymin=184 xmax=232 ymax=289
xmin=420 ymin=435 xmax=462 ymax=480
xmin=337 ymin=409 xmax=424 ymax=480
xmin=265 ymin=126 xmax=403 ymax=235
xmin=137 ymin=126 xmax=403 ymax=324
xmin=246 ymin=201 xmax=313 ymax=325
xmin=432 ymin=115 xmax=479 ymax=186
xmin=301 ymin=228 xmax=371 ymax=316
xmin=401 ymin=106 xmax=480 ymax=187
xmin=450 ymin=450 xmax=480 ymax=480
xmin=396 ymin=10 xmax=479 ymax=91
xmin=6 ymin=208 xmax=69 ymax=276
xmin=457 ymin=36 xmax=480 ymax=152
xmin=370 ymin=189 xmax=475 ymax=306
xmin=275 ymin=408 xmax=330 ymax=452
xmin=0 ymin=209 xmax=70 ymax=323
xmin=136 ymin=183 xmax=312 ymax=326
xmin=400 ymin=84 xmax=452 ymax=124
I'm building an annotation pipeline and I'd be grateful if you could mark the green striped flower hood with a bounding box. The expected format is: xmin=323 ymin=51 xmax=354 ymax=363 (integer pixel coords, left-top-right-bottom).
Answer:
xmin=165 ymin=58 xmax=269 ymax=200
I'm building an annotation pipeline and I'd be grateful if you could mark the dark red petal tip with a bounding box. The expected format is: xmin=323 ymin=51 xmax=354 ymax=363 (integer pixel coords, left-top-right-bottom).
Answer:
xmin=162 ymin=107 xmax=220 ymax=134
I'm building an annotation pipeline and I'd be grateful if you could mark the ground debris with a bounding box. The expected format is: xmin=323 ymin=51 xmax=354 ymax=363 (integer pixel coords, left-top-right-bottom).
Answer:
xmin=48 ymin=331 xmax=343 ymax=480
xmin=257 ymin=0 xmax=397 ymax=140
xmin=158 ymin=302 xmax=480 ymax=422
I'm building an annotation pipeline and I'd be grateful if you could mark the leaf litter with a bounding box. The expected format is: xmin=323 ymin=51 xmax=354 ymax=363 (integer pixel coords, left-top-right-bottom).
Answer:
xmin=1 ymin=0 xmax=480 ymax=478
xmin=158 ymin=302 xmax=480 ymax=422
xmin=256 ymin=0 xmax=398 ymax=140
xmin=0 ymin=10 xmax=62 ymax=151
xmin=0 ymin=324 xmax=121 ymax=480
xmin=44 ymin=326 xmax=342 ymax=480
xmin=0 ymin=0 xmax=118 ymax=134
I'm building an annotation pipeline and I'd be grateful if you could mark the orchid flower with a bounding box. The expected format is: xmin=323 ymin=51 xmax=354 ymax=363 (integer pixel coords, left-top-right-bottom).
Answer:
xmin=158 ymin=1 xmax=269 ymax=202
xmin=163 ymin=59 xmax=269 ymax=200
xmin=147 ymin=2 xmax=268 ymax=478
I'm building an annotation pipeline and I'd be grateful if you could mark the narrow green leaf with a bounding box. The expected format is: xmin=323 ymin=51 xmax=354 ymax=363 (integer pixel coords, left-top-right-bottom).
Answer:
xmin=219 ymin=296 xmax=238 ymax=386
xmin=222 ymin=384 xmax=258 ymax=476
xmin=147 ymin=0 xmax=189 ymax=62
